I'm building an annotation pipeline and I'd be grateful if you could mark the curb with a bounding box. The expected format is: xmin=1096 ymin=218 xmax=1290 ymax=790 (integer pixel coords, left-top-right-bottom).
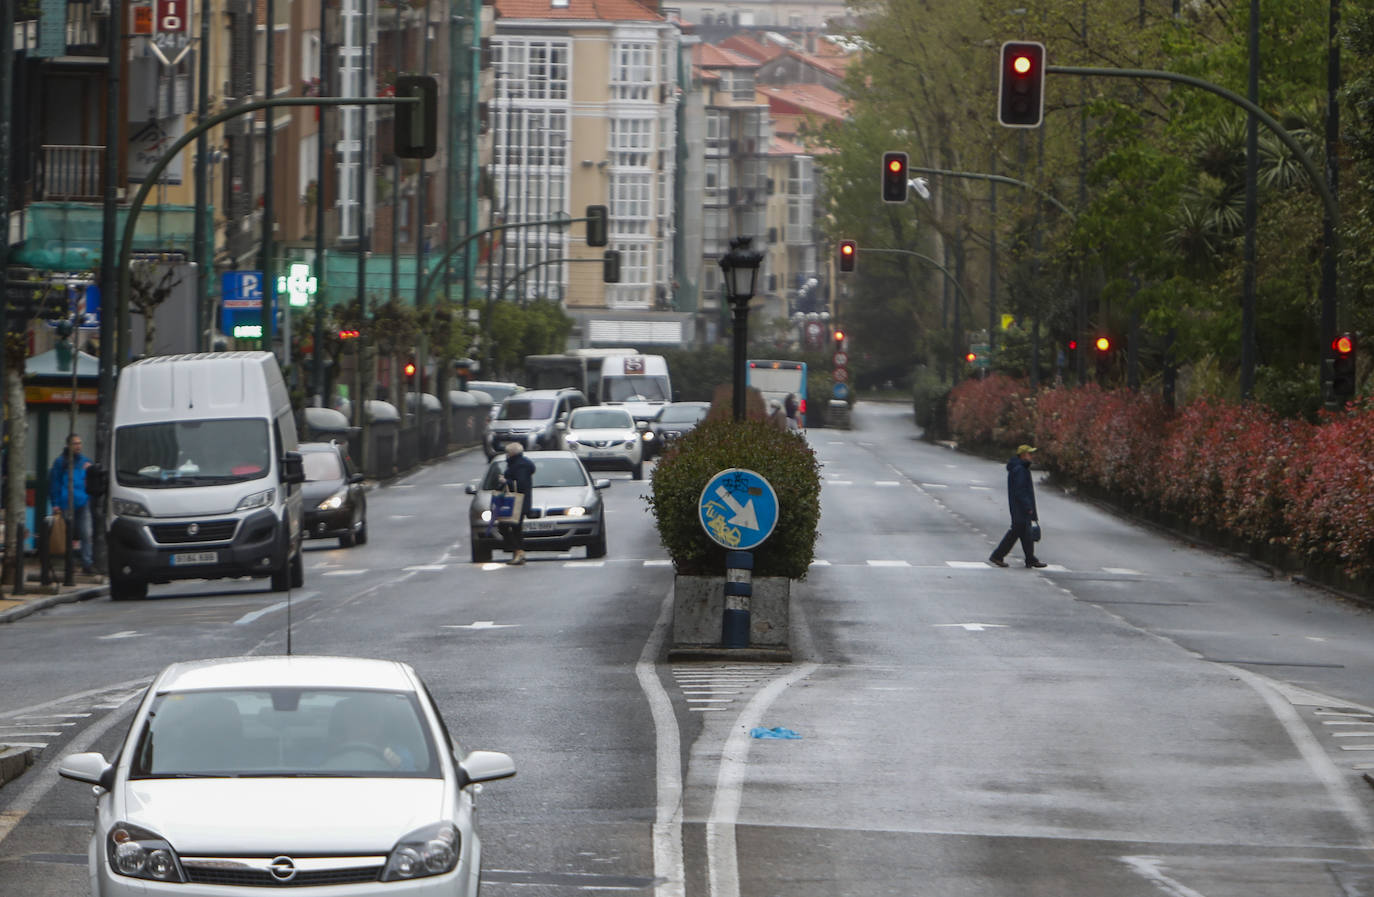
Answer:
xmin=0 ymin=584 xmax=108 ymax=624
xmin=0 ymin=745 xmax=39 ymax=790
xmin=667 ymin=646 xmax=794 ymax=663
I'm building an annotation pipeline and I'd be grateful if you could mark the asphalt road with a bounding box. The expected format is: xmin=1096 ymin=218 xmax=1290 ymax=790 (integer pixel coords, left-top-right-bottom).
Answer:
xmin=2 ymin=401 xmax=1374 ymax=896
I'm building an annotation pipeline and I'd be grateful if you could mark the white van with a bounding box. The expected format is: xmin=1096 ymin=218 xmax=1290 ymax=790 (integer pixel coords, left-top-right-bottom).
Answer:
xmin=104 ymin=352 xmax=306 ymax=601
xmin=599 ymin=354 xmax=672 ymax=424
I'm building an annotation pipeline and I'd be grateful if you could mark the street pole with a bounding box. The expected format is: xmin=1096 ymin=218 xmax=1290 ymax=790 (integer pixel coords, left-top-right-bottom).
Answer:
xmin=1239 ymin=0 xmax=1259 ymax=399
xmin=194 ymin=0 xmax=209 ymax=351
xmin=1321 ymin=0 xmax=1340 ymax=407
xmin=260 ymin=0 xmax=276 ymax=355
xmin=313 ymin=0 xmax=328 ymax=406
xmin=94 ymin=0 xmax=124 ymax=575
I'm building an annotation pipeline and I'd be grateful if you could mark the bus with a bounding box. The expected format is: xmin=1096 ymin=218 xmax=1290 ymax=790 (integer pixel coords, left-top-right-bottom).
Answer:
xmin=524 ymin=354 xmax=602 ymax=403
xmin=746 ymin=359 xmax=808 ymax=427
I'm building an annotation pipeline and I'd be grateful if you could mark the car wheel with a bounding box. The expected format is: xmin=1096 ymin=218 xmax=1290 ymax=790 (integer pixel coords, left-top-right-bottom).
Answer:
xmin=632 ymin=460 xmax=644 ymax=480
xmin=356 ymin=519 xmax=368 ymax=545
xmin=339 ymin=520 xmax=356 ymax=548
xmin=109 ymin=574 xmax=147 ymax=601
xmin=290 ymin=549 xmax=305 ymax=588
xmin=587 ymin=523 xmax=607 ymax=559
xmin=270 ymin=560 xmax=290 ymax=591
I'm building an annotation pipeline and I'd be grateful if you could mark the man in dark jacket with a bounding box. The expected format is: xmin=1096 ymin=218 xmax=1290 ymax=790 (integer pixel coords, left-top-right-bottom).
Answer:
xmin=989 ymin=444 xmax=1047 ymax=568
xmin=501 ymin=443 xmax=536 ymax=565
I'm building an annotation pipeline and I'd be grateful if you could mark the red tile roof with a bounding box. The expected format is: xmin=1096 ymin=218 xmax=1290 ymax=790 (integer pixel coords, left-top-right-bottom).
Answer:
xmin=693 ymin=42 xmax=762 ymax=69
xmin=757 ymin=83 xmax=849 ymax=121
xmin=495 ymin=0 xmax=663 ymax=22
xmin=770 ymin=134 xmax=809 ymax=156
xmin=720 ymin=34 xmax=784 ymax=63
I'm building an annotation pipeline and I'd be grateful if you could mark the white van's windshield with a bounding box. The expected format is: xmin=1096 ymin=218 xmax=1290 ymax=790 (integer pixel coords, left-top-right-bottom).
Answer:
xmin=603 ymin=376 xmax=669 ymax=402
xmin=116 ymin=418 xmax=271 ymax=487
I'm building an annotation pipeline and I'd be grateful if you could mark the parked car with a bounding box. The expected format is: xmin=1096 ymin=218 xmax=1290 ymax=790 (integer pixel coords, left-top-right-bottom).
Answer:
xmin=649 ymin=401 xmax=711 ymax=453
xmin=465 ymin=450 xmax=609 ymax=562
xmin=300 ymin=441 xmax=368 ymax=547
xmin=59 ymin=655 xmax=515 ymax=897
xmin=485 ymin=388 xmax=587 ymax=459
xmin=557 ymin=406 xmax=646 ymax=479
xmin=465 ymin=380 xmax=524 ymax=422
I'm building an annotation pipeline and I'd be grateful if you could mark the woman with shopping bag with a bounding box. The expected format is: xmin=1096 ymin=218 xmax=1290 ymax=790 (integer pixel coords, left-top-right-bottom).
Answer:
xmin=500 ymin=443 xmax=536 ymax=565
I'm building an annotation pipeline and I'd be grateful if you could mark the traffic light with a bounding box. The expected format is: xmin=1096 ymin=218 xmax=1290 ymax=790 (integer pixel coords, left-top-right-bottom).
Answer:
xmin=838 ymin=240 xmax=856 ymax=273
xmin=881 ymin=151 xmax=908 ymax=203
xmin=586 ymin=205 xmax=608 ymax=247
xmin=833 ymin=329 xmax=846 ymax=347
xmin=602 ymin=249 xmax=621 ymax=283
xmin=338 ymin=328 xmax=360 ymax=340
xmin=1094 ymin=336 xmax=1112 ymax=353
xmin=998 ymin=41 xmax=1046 ymax=128
xmin=1330 ymin=332 xmax=1357 ymax=403
xmin=404 ymin=358 xmax=417 ymax=384
xmin=965 ymin=351 xmax=977 ymax=363
xmin=394 ymin=75 xmax=438 ymax=158
xmin=1067 ymin=339 xmax=1078 ymax=351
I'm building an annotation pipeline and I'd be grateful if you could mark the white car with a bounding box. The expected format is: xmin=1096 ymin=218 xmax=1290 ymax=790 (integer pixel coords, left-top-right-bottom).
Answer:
xmin=59 ymin=655 xmax=514 ymax=897
xmin=556 ymin=406 xmax=646 ymax=479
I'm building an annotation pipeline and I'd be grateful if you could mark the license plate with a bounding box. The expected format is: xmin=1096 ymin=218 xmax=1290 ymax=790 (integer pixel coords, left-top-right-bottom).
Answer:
xmin=523 ymin=520 xmax=558 ymax=532
xmin=171 ymin=551 xmax=218 ymax=566
xmin=590 ymin=450 xmax=618 ymax=458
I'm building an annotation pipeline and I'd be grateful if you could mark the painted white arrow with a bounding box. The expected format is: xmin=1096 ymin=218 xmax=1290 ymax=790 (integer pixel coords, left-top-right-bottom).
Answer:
xmin=715 ymin=485 xmax=759 ymax=530
xmin=933 ymin=623 xmax=1008 ymax=632
xmin=441 ymin=621 xmax=518 ymax=630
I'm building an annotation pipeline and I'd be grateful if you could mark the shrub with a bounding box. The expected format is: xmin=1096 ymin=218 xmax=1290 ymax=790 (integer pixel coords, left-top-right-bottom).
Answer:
xmin=946 ymin=374 xmax=1034 ymax=449
xmin=646 ymin=416 xmax=821 ymax=579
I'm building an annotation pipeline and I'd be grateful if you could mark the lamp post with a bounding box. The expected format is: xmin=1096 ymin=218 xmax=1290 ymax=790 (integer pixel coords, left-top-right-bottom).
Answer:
xmin=719 ymin=236 xmax=764 ymax=422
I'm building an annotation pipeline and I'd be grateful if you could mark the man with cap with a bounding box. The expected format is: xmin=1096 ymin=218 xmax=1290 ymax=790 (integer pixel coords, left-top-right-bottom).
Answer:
xmin=501 ymin=443 xmax=536 ymax=565
xmin=989 ymin=444 xmax=1047 ymax=568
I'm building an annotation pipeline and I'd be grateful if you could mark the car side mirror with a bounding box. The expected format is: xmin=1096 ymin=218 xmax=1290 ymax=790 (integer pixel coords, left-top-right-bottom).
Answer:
xmin=348 ymin=472 xmax=365 ymax=485
xmin=464 ymin=483 xmax=478 ymax=495
xmin=554 ymin=422 xmax=566 ymax=431
xmin=594 ymin=479 xmax=611 ymax=490
xmin=635 ymin=420 xmax=648 ymax=430
xmin=280 ymin=451 xmax=305 ymax=485
xmin=59 ymin=752 xmax=115 ymax=791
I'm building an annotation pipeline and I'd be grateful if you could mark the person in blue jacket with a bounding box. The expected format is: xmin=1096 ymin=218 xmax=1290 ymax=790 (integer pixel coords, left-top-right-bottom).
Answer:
xmin=49 ymin=433 xmax=94 ymax=573
xmin=988 ymin=444 xmax=1047 ymax=568
xmin=501 ymin=442 xmax=536 ymax=566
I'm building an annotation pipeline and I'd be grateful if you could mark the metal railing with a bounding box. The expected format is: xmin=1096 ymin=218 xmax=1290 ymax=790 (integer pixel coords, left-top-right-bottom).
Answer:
xmin=40 ymin=145 xmax=105 ymax=200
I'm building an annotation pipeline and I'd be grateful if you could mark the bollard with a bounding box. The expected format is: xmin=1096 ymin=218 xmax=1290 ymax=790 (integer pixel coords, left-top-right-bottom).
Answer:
xmin=722 ymin=550 xmax=752 ymax=648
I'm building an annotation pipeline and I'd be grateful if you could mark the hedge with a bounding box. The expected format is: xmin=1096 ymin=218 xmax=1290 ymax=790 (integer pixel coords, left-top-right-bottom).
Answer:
xmin=947 ymin=375 xmax=1374 ymax=578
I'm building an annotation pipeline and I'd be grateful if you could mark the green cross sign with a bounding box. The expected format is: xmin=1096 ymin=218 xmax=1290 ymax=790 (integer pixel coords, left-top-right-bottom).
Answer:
xmin=277 ymin=263 xmax=318 ymax=308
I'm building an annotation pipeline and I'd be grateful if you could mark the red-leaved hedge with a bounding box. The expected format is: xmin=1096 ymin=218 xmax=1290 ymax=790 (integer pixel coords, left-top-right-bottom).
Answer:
xmin=947 ymin=376 xmax=1374 ymax=578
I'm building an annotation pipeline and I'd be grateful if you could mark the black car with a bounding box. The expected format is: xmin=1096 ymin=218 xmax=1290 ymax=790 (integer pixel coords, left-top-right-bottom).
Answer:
xmin=649 ymin=401 xmax=711 ymax=454
xmin=300 ymin=441 xmax=368 ymax=547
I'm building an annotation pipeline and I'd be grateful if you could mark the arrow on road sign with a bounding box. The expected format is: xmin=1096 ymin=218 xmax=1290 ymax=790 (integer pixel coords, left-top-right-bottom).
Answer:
xmin=715 ymin=485 xmax=759 ymax=530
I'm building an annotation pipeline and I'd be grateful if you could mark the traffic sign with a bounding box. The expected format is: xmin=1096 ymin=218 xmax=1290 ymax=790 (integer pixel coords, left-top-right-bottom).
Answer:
xmin=699 ymin=468 xmax=779 ymax=551
xmin=833 ymin=368 xmax=849 ymax=383
xmin=833 ymin=351 xmax=848 ymax=367
xmin=832 ymin=382 xmax=850 ymax=400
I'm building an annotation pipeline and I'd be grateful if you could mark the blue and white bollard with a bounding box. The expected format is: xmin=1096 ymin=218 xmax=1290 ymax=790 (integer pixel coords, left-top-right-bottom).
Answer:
xmin=722 ymin=550 xmax=752 ymax=648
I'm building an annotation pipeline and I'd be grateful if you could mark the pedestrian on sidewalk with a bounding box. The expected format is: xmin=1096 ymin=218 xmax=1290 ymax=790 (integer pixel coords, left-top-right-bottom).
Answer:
xmin=49 ymin=432 xmax=94 ymax=574
xmin=500 ymin=443 xmax=535 ymax=566
xmin=989 ymin=443 xmax=1047 ymax=569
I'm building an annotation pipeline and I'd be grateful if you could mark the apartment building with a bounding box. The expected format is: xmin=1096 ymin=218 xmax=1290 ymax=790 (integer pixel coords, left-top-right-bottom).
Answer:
xmin=490 ymin=0 xmax=689 ymax=348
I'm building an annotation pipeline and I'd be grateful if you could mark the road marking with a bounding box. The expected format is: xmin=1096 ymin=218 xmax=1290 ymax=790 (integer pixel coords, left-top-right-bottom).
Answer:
xmin=1330 ymin=731 xmax=1374 ymax=737
xmin=322 ymin=569 xmax=368 ymax=576
xmin=934 ymin=623 xmax=1008 ymax=632
xmin=969 ymin=485 xmax=992 ymax=491
xmin=404 ymin=565 xmax=447 ymax=572
xmin=873 ymin=480 xmax=900 ymax=486
xmin=481 ymin=562 xmax=507 ymax=571
xmin=1121 ymin=856 xmax=1210 ymax=897
xmin=825 ymin=480 xmax=853 ymax=486
xmin=1339 ymin=745 xmax=1374 ymax=751
xmin=15 ymin=713 xmax=90 ymax=719
xmin=1102 ymin=567 xmax=1142 ymax=575
xmin=866 ymin=560 xmax=910 ymax=567
xmin=97 ymin=630 xmax=141 ymax=640
xmin=0 ymin=730 xmax=63 ymax=737
xmin=389 ymin=514 xmax=414 ymax=519
xmin=442 ymin=621 xmax=518 ymax=630
xmin=644 ymin=559 xmax=673 ymax=566
xmin=946 ymin=560 xmax=991 ymax=568
xmin=919 ymin=482 xmax=948 ymax=489
xmin=809 ymin=560 xmax=830 ymax=566
xmin=636 ymin=585 xmax=686 ymax=897
xmin=565 ymin=561 xmax=606 ymax=568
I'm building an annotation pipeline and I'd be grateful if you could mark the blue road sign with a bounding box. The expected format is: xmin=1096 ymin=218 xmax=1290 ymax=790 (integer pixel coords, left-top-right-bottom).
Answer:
xmin=832 ymin=382 xmax=850 ymax=401
xmin=219 ymin=271 xmax=277 ymax=338
xmin=699 ymin=468 xmax=779 ymax=551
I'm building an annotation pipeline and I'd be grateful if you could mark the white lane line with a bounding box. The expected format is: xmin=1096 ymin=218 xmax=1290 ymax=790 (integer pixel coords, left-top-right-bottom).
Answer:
xmin=565 ymin=561 xmax=606 ymax=568
xmin=637 ymin=585 xmax=685 ymax=897
xmin=0 ymin=730 xmax=64 ymax=737
xmin=321 ymin=569 xmax=368 ymax=576
xmin=873 ymin=480 xmax=900 ymax=486
xmin=481 ymin=563 xmax=507 ymax=571
xmin=808 ymin=560 xmax=831 ymax=566
xmin=14 ymin=713 xmax=90 ymax=719
xmin=1102 ymin=567 xmax=1143 ymax=575
xmin=1338 ymin=745 xmax=1374 ymax=751
xmin=969 ymin=485 xmax=992 ymax=491
xmin=404 ymin=565 xmax=448 ymax=572
xmin=826 ymin=480 xmax=853 ymax=486
xmin=234 ymin=592 xmax=318 ymax=626
xmin=644 ymin=559 xmax=673 ymax=566
xmin=97 ymin=631 xmax=141 ymax=640
xmin=1330 ymin=731 xmax=1374 ymax=737
xmin=1120 ymin=856 xmax=1210 ymax=897
xmin=920 ymin=483 xmax=948 ymax=489
xmin=866 ymin=560 xmax=911 ymax=567
xmin=389 ymin=514 xmax=414 ymax=519
xmin=1323 ymin=720 xmax=1374 ymax=725
xmin=946 ymin=561 xmax=991 ymax=568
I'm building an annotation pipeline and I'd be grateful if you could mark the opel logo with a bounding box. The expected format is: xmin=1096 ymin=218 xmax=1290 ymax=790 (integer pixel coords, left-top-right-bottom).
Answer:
xmin=187 ymin=523 xmax=199 ymax=536
xmin=269 ymin=857 xmax=297 ymax=882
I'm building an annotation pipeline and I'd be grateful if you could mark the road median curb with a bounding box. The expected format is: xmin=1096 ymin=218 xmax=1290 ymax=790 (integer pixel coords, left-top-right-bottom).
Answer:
xmin=0 ymin=745 xmax=39 ymax=789
xmin=0 ymin=584 xmax=108 ymax=624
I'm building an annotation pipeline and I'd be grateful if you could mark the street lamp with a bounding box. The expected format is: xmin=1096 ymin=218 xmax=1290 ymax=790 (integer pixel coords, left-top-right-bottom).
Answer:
xmin=719 ymin=236 xmax=765 ymax=421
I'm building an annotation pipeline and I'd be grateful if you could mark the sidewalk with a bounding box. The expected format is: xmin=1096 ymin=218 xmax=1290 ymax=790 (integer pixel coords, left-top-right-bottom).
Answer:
xmin=0 ymin=559 xmax=107 ymax=624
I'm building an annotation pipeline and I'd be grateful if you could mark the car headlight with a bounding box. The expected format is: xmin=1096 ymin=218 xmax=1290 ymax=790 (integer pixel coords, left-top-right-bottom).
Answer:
xmin=107 ymin=823 xmax=185 ymax=882
xmin=381 ymin=822 xmax=460 ymax=881
xmin=235 ymin=488 xmax=275 ymax=512
xmin=111 ymin=498 xmax=150 ymax=517
xmin=565 ymin=506 xmax=586 ymax=517
xmin=317 ymin=488 xmax=348 ymax=511
xmin=642 ymin=431 xmax=655 ymax=441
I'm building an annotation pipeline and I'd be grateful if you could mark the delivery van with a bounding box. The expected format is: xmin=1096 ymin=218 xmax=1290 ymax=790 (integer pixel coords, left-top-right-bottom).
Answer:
xmin=104 ymin=352 xmax=306 ymax=601
xmin=599 ymin=354 xmax=672 ymax=424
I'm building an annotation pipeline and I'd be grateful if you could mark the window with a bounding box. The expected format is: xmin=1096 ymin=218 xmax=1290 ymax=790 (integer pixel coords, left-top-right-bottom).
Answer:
xmin=731 ymin=69 xmax=754 ymax=101
xmin=609 ymin=118 xmax=652 ymax=167
xmin=612 ymin=41 xmax=654 ymax=101
xmin=493 ymin=38 xmax=570 ymax=102
xmin=611 ymin=172 xmax=652 ymax=235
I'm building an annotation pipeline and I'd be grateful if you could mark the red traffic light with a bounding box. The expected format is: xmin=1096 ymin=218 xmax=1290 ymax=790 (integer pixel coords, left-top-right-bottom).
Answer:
xmin=1067 ymin=339 xmax=1078 ymax=351
xmin=838 ymin=240 xmax=857 ymax=272
xmin=1333 ymin=333 xmax=1355 ymax=356
xmin=887 ymin=157 xmax=903 ymax=174
xmin=965 ymin=352 xmax=977 ymax=363
xmin=833 ymin=329 xmax=846 ymax=343
xmin=338 ymin=329 xmax=360 ymax=340
xmin=1012 ymin=53 xmax=1033 ymax=75
xmin=998 ymin=41 xmax=1046 ymax=128
xmin=881 ymin=151 xmax=908 ymax=203
xmin=404 ymin=360 xmax=417 ymax=378
xmin=1095 ymin=336 xmax=1111 ymax=353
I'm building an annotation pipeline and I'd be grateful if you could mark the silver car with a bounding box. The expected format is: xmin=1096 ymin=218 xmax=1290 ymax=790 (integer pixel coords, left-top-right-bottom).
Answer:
xmin=59 ymin=655 xmax=514 ymax=897
xmin=465 ymin=450 xmax=609 ymax=562
xmin=556 ymin=406 xmax=646 ymax=479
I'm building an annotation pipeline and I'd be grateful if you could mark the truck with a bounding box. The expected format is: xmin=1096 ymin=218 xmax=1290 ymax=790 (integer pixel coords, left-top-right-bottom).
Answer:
xmin=599 ymin=354 xmax=673 ymax=425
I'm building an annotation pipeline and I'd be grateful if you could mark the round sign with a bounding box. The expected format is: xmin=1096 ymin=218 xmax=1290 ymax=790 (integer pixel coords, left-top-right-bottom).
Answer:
xmin=698 ymin=468 xmax=779 ymax=551
xmin=833 ymin=368 xmax=849 ymax=383
xmin=833 ymin=351 xmax=848 ymax=367
xmin=832 ymin=382 xmax=850 ymax=400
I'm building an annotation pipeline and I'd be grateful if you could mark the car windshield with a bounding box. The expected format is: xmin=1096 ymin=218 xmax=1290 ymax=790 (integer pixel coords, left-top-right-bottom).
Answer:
xmin=129 ymin=688 xmax=440 ymax=779
xmin=481 ymin=458 xmax=590 ymax=490
xmin=116 ymin=419 xmax=270 ymax=487
xmin=470 ymin=383 xmax=518 ymax=403
xmin=569 ymin=409 xmax=633 ymax=429
xmin=659 ymin=405 xmax=708 ymax=424
xmin=302 ymin=451 xmax=343 ymax=481
xmin=498 ymin=398 xmax=555 ymax=421
xmin=603 ymin=376 xmax=669 ymax=402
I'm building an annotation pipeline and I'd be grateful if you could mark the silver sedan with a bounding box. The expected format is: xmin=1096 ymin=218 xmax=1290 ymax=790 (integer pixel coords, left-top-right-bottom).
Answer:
xmin=465 ymin=451 xmax=610 ymax=562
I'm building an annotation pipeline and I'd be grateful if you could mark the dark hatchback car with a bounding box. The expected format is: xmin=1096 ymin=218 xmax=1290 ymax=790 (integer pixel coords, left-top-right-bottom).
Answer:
xmin=300 ymin=441 xmax=368 ymax=547
xmin=649 ymin=401 xmax=711 ymax=454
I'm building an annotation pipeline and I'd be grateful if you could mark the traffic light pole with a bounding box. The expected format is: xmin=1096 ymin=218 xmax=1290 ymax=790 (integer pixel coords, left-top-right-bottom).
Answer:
xmin=908 ymin=166 xmax=1075 ymax=218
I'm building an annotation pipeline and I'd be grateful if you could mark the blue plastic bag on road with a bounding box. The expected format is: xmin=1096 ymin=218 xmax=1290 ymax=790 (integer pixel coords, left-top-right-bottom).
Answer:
xmin=750 ymin=726 xmax=801 ymax=740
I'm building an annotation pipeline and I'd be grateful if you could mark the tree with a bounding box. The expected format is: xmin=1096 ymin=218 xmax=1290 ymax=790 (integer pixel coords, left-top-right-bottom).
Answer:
xmin=128 ymin=256 xmax=183 ymax=356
